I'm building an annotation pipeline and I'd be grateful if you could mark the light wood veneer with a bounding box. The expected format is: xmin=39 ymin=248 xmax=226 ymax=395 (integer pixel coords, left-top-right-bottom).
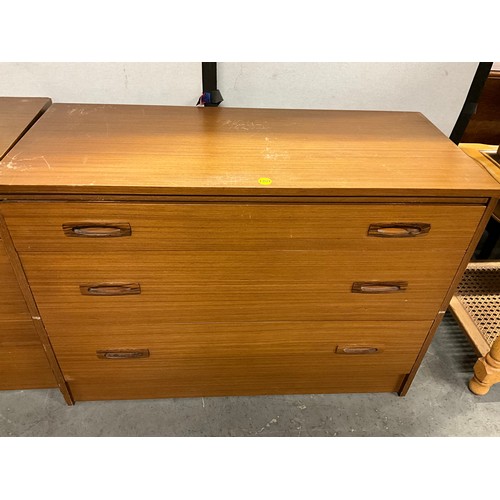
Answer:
xmin=1 ymin=202 xmax=485 ymax=252
xmin=54 ymin=321 xmax=430 ymax=401
xmin=1 ymin=104 xmax=499 ymax=402
xmin=0 ymin=104 xmax=497 ymax=197
xmin=0 ymin=97 xmax=57 ymax=391
xmin=0 ymin=97 xmax=51 ymax=160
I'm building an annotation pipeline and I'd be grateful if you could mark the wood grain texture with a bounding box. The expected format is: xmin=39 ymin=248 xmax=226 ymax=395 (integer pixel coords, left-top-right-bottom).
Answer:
xmin=0 ymin=319 xmax=45 ymax=346
xmin=1 ymin=202 xmax=485 ymax=253
xmin=0 ymin=194 xmax=490 ymax=204
xmin=0 ymin=215 xmax=71 ymax=401
xmin=450 ymin=146 xmax=500 ymax=358
xmin=459 ymin=143 xmax=500 ymax=185
xmin=0 ymin=228 xmax=57 ymax=390
xmin=0 ymin=97 xmax=51 ymax=160
xmin=1 ymin=104 xmax=499 ymax=197
xmin=19 ymin=248 xmax=470 ymax=324
xmin=461 ymin=71 xmax=500 ymax=145
xmin=0 ymin=239 xmax=35 ymax=321
xmin=50 ymin=320 xmax=429 ymax=401
xmin=0 ymin=103 xmax=496 ymax=401
xmin=69 ymin=370 xmax=408 ymax=401
xmin=0 ymin=343 xmax=59 ymax=390
xmin=399 ymin=197 xmax=499 ymax=395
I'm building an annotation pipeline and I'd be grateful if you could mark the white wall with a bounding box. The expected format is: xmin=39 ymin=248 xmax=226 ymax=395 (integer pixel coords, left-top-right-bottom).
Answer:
xmin=0 ymin=62 xmax=478 ymax=136
xmin=218 ymin=62 xmax=478 ymax=136
xmin=0 ymin=63 xmax=202 ymax=106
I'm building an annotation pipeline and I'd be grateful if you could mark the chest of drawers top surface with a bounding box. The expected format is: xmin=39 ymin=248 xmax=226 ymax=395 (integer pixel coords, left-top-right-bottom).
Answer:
xmin=0 ymin=103 xmax=498 ymax=197
xmin=0 ymin=97 xmax=51 ymax=159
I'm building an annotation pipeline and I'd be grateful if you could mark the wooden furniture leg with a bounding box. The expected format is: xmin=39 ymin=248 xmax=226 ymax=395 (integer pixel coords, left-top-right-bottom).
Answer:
xmin=469 ymin=337 xmax=500 ymax=395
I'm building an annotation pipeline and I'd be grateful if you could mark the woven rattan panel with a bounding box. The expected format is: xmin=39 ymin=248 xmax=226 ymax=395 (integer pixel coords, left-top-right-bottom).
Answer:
xmin=456 ymin=262 xmax=500 ymax=347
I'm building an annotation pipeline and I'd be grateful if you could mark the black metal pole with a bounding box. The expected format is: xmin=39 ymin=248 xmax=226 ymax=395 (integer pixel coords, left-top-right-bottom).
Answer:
xmin=198 ymin=62 xmax=223 ymax=107
xmin=450 ymin=62 xmax=493 ymax=144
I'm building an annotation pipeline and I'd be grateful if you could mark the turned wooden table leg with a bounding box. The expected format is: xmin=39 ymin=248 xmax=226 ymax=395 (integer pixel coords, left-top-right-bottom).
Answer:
xmin=469 ymin=337 xmax=500 ymax=395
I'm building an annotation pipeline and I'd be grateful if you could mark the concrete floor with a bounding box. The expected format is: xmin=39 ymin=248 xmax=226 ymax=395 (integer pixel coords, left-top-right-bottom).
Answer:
xmin=1 ymin=312 xmax=499 ymax=437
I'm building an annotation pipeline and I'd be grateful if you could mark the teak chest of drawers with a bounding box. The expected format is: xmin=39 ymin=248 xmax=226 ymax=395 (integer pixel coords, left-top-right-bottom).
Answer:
xmin=0 ymin=103 xmax=499 ymax=404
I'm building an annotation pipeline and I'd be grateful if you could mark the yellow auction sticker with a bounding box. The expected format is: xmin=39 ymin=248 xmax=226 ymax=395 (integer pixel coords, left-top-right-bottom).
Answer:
xmin=258 ymin=177 xmax=272 ymax=186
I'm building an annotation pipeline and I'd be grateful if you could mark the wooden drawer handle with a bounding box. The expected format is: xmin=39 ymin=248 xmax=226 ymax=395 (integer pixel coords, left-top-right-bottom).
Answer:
xmin=352 ymin=281 xmax=408 ymax=293
xmin=62 ymin=222 xmax=132 ymax=238
xmin=336 ymin=345 xmax=384 ymax=354
xmin=96 ymin=349 xmax=150 ymax=359
xmin=80 ymin=283 xmax=141 ymax=296
xmin=368 ymin=223 xmax=431 ymax=237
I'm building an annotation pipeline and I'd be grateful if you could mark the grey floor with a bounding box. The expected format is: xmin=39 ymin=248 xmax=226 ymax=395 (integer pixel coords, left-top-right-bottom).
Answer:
xmin=0 ymin=312 xmax=499 ymax=437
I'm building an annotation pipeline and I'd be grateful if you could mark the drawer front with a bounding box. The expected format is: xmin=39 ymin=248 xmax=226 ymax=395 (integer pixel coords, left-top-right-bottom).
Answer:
xmin=51 ymin=321 xmax=430 ymax=401
xmin=0 ymin=319 xmax=42 ymax=346
xmin=0 ymin=239 xmax=32 ymax=321
xmin=0 ymin=343 xmax=57 ymax=390
xmin=2 ymin=202 xmax=485 ymax=252
xmin=0 ymin=320 xmax=57 ymax=390
xmin=0 ymin=239 xmax=57 ymax=390
xmin=21 ymin=249 xmax=464 ymax=323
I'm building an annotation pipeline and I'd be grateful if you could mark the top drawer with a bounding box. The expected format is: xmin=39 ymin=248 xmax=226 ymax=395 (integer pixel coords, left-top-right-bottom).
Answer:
xmin=0 ymin=202 xmax=485 ymax=253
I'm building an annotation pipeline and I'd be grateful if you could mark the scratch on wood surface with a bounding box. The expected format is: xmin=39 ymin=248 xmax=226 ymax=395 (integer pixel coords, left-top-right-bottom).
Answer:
xmin=3 ymin=154 xmax=52 ymax=171
xmin=41 ymin=156 xmax=51 ymax=169
xmin=4 ymin=152 xmax=21 ymax=169
xmin=68 ymin=107 xmax=88 ymax=115
xmin=262 ymin=145 xmax=290 ymax=160
xmin=223 ymin=119 xmax=269 ymax=131
xmin=5 ymin=160 xmax=27 ymax=171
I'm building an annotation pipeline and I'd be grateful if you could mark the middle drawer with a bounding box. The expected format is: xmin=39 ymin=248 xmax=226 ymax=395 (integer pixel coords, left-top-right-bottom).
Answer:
xmin=20 ymin=249 xmax=462 ymax=323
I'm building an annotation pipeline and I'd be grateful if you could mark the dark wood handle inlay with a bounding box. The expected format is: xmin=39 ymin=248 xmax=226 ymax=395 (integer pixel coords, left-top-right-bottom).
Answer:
xmin=336 ymin=345 xmax=384 ymax=355
xmin=96 ymin=349 xmax=150 ymax=359
xmin=80 ymin=283 xmax=141 ymax=296
xmin=368 ymin=223 xmax=431 ymax=237
xmin=352 ymin=281 xmax=408 ymax=293
xmin=63 ymin=222 xmax=131 ymax=238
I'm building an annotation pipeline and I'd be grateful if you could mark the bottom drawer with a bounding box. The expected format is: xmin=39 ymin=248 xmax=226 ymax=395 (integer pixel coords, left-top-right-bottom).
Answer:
xmin=51 ymin=321 xmax=431 ymax=401
xmin=0 ymin=321 xmax=57 ymax=390
xmin=68 ymin=365 xmax=409 ymax=401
